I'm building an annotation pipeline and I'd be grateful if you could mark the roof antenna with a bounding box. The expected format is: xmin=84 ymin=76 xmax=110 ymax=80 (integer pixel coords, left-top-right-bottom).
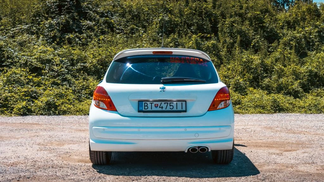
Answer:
xmin=161 ymin=1 xmax=165 ymax=48
xmin=161 ymin=18 xmax=165 ymax=48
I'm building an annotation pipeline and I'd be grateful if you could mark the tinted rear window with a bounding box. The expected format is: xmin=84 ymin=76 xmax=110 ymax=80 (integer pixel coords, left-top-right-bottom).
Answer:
xmin=106 ymin=55 xmax=218 ymax=84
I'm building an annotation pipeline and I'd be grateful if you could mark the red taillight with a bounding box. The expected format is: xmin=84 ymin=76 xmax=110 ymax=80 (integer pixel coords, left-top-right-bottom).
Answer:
xmin=208 ymin=87 xmax=231 ymax=111
xmin=93 ymin=86 xmax=117 ymax=111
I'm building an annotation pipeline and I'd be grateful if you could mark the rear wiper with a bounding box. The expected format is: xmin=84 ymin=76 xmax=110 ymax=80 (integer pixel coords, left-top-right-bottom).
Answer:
xmin=161 ymin=77 xmax=206 ymax=83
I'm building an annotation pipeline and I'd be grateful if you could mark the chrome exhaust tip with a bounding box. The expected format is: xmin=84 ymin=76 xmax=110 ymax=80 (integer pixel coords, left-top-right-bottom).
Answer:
xmin=188 ymin=147 xmax=198 ymax=153
xmin=198 ymin=146 xmax=208 ymax=153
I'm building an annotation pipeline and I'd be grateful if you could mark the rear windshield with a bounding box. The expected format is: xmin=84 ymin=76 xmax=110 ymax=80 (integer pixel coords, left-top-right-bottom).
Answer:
xmin=106 ymin=55 xmax=218 ymax=84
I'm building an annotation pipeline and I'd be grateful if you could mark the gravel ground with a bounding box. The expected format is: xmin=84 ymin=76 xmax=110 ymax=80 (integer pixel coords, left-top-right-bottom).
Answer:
xmin=0 ymin=114 xmax=323 ymax=181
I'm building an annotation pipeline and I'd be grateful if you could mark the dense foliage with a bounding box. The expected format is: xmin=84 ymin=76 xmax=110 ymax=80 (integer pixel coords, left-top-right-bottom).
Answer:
xmin=0 ymin=0 xmax=323 ymax=115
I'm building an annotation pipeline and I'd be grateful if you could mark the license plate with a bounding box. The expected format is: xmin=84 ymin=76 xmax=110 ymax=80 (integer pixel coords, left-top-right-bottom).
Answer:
xmin=138 ymin=100 xmax=187 ymax=112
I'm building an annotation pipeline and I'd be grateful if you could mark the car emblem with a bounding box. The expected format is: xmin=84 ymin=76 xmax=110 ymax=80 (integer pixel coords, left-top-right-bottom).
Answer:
xmin=160 ymin=86 xmax=166 ymax=92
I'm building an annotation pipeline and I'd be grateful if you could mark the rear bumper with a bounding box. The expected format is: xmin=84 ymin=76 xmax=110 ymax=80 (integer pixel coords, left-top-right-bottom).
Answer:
xmin=89 ymin=104 xmax=234 ymax=152
xmin=90 ymin=138 xmax=233 ymax=152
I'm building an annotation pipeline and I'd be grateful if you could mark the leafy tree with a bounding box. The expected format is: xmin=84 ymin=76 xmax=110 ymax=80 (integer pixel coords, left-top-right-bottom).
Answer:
xmin=0 ymin=0 xmax=323 ymax=115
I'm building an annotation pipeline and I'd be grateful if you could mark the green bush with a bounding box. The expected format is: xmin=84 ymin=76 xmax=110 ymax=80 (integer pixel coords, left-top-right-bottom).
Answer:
xmin=0 ymin=0 xmax=323 ymax=115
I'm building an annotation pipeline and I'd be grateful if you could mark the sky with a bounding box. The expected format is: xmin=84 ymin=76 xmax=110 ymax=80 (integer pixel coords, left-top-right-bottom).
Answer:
xmin=314 ymin=0 xmax=324 ymax=3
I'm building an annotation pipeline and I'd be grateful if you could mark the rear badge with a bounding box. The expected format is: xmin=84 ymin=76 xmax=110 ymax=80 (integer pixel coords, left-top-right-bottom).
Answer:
xmin=160 ymin=86 xmax=166 ymax=92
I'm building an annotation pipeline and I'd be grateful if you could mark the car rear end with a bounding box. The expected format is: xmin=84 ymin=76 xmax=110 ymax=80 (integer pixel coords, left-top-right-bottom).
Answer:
xmin=89 ymin=48 xmax=234 ymax=165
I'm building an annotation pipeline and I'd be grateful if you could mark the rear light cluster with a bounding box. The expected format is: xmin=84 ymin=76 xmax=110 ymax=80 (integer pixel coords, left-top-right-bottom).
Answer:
xmin=208 ymin=87 xmax=231 ymax=111
xmin=93 ymin=85 xmax=230 ymax=112
xmin=93 ymin=86 xmax=117 ymax=111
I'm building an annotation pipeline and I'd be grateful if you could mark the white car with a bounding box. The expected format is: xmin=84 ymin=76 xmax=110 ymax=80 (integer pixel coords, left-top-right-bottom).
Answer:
xmin=89 ymin=48 xmax=234 ymax=165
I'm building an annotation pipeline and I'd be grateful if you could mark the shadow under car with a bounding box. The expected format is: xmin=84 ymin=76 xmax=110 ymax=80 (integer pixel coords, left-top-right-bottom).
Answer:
xmin=92 ymin=147 xmax=259 ymax=178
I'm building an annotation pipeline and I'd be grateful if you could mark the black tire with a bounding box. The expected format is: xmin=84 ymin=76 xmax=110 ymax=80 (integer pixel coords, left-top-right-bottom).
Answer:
xmin=89 ymin=145 xmax=112 ymax=165
xmin=211 ymin=145 xmax=234 ymax=164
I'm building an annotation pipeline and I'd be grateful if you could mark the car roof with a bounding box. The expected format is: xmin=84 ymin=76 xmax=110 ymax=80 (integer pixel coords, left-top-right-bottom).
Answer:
xmin=113 ymin=48 xmax=211 ymax=61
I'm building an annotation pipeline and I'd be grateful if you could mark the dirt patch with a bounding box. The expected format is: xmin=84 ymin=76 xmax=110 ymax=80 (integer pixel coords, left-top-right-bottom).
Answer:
xmin=0 ymin=114 xmax=323 ymax=181
xmin=61 ymin=155 xmax=91 ymax=164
